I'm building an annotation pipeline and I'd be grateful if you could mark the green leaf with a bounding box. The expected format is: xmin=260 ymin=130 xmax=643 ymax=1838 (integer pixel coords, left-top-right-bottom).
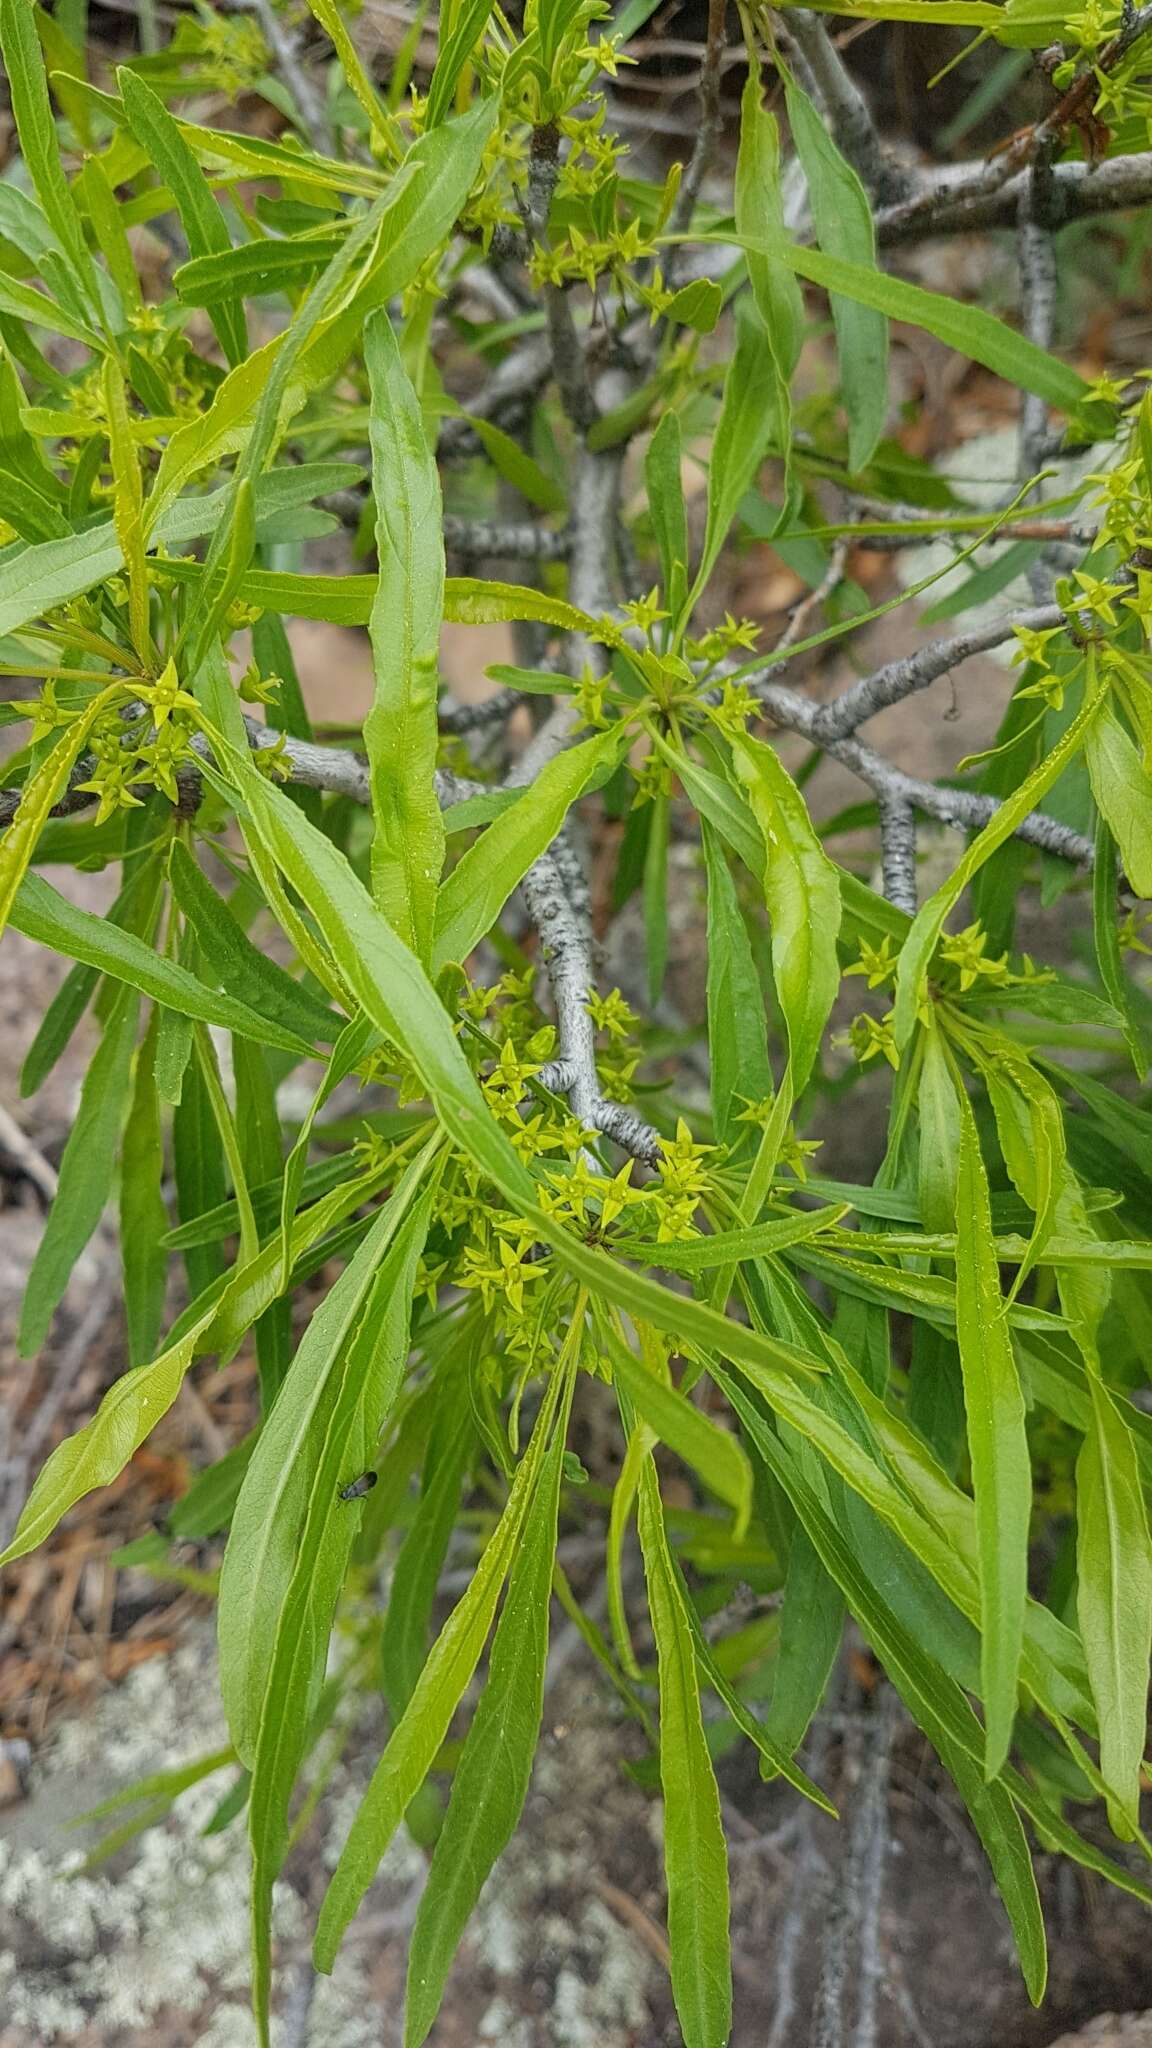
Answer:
xmin=464 ymin=414 xmax=567 ymax=513
xmin=1076 ymin=1376 xmax=1152 ymax=1840
xmin=0 ymin=688 xmax=126 ymax=937
xmin=731 ymin=733 xmax=842 ymax=1095
xmin=433 ymin=726 xmax=622 ymax=970
xmin=0 ymin=0 xmax=103 ymax=325
xmin=954 ymin=1080 xmax=1030 ymax=1780
xmin=663 ymin=276 xmax=723 ymax=334
xmin=718 ymin=1367 xmax=1048 ymax=2002
xmin=764 ymin=1528 xmax=845 ymax=1755
xmin=303 ymin=0 xmax=401 ymax=153
xmin=382 ymin=1402 xmax=473 ymax=1721
xmin=765 ymin=240 xmax=1089 ymax=412
xmin=702 ymin=823 xmax=771 ymax=1144
xmin=690 ymin=294 xmax=785 ymax=605
xmin=403 ymin=1377 xmax=566 ymax=2048
xmin=247 ymin=1190 xmax=432 ymax=2046
xmin=363 ymin=309 xmax=446 ymax=960
xmin=313 ymin=1360 xmax=574 ymax=1970
xmin=1085 ymin=699 xmax=1152 ymax=899
xmin=424 ymin=0 xmax=495 ymax=127
xmin=643 ymin=785 xmax=670 ymax=1006
xmin=168 ymin=842 xmax=338 ymax=1047
xmin=646 ymin=411 xmax=688 ymax=612
xmin=173 ymin=232 xmax=346 ymax=307
xmin=120 ymin=1010 xmax=169 ymax=1370
xmin=607 ymin=1323 xmax=753 ymax=1537
xmin=784 ymin=76 xmax=888 ymax=471
xmin=732 ymin=70 xmax=800 ymax=504
xmin=12 ymin=870 xmax=322 ymax=1057
xmin=892 ymin=679 xmax=1099 ymax=1049
xmin=918 ymin=1014 xmax=960 ymax=1232
xmin=1094 ymin=819 xmax=1148 ymax=1077
xmin=20 ymin=982 xmax=139 ymax=1356
xmin=637 ymin=1459 xmax=732 ymax=2048
xmin=1 ymin=1160 xmax=392 ymax=1568
xmin=218 ymin=1149 xmax=437 ymax=1767
xmin=0 ymin=1300 xmax=217 ymax=1567
xmin=612 ymin=1204 xmax=847 ymax=1273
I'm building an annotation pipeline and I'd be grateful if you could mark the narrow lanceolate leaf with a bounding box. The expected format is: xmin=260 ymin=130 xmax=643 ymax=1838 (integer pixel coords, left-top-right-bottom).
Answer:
xmin=0 ymin=1302 xmax=217 ymax=1568
xmin=120 ymin=1011 xmax=169 ymax=1370
xmin=731 ymin=733 xmax=842 ymax=1096
xmin=765 ymin=241 xmax=1090 ymax=412
xmin=702 ymin=823 xmax=771 ymax=1144
xmin=733 ymin=71 xmax=801 ymax=498
xmin=248 ymin=1194 xmax=432 ymax=2047
xmin=432 ymin=726 xmax=623 ymax=972
xmin=404 ymin=1381 xmax=568 ymax=2048
xmin=892 ymin=677 xmax=1100 ymax=1049
xmin=20 ymin=982 xmax=139 ymax=1357
xmin=12 ymin=871 xmax=322 ymax=1058
xmin=167 ymin=841 xmax=338 ymax=1046
xmin=424 ymin=0 xmax=496 ymax=128
xmin=718 ymin=1368 xmax=1048 ymax=2004
xmin=218 ymin=1148 xmax=439 ymax=1767
xmin=691 ymin=295 xmax=785 ymax=605
xmin=314 ymin=1362 xmax=572 ymax=1971
xmin=0 ymin=686 xmax=127 ymax=939
xmin=954 ymin=1082 xmax=1030 ymax=1781
xmin=1085 ymin=700 xmax=1152 ymax=899
xmin=0 ymin=0 xmax=103 ymax=324
xmin=1076 ymin=1378 xmax=1152 ymax=1841
xmin=637 ymin=1460 xmax=731 ymax=2048
xmin=785 ymin=76 xmax=888 ymax=471
xmin=364 ymin=310 xmax=445 ymax=962
xmin=607 ymin=1323 xmax=753 ymax=1539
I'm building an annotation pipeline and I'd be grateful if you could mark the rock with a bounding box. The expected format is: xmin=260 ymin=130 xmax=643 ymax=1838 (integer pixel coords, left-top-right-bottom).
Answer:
xmin=1048 ymin=2018 xmax=1152 ymax=2048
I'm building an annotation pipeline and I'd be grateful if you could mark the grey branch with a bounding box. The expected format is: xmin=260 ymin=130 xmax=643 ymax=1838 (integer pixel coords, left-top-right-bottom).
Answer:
xmin=810 ymin=605 xmax=1064 ymax=742
xmin=810 ymin=1681 xmax=896 ymax=2048
xmin=876 ymin=147 xmax=1152 ymax=246
xmin=742 ymin=666 xmax=1095 ymax=865
xmin=241 ymin=0 xmax=335 ymax=159
xmin=669 ymin=0 xmax=729 ymax=252
xmin=442 ymin=515 xmax=570 ymax=562
xmin=326 ymin=491 xmax=570 ymax=564
xmin=1017 ymin=168 xmax=1058 ymax=485
xmin=878 ymin=798 xmax=918 ymax=916
xmin=784 ymin=11 xmax=908 ymax=206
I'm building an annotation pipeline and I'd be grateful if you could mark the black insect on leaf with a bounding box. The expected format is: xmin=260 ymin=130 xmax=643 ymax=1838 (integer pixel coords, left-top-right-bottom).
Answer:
xmin=339 ymin=1471 xmax=378 ymax=1502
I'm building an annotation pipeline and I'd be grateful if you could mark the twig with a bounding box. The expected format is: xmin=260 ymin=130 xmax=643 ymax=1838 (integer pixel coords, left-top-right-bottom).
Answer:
xmin=240 ymin=0 xmax=336 ymax=159
xmin=767 ymin=1713 xmax=836 ymax=2048
xmin=742 ymin=667 xmax=1097 ymax=864
xmin=849 ymin=1682 xmax=896 ymax=2048
xmin=1017 ymin=162 xmax=1058 ymax=487
xmin=1017 ymin=155 xmax=1061 ymax=605
xmin=442 ymin=515 xmax=570 ymax=563
xmin=0 ymin=1100 xmax=59 ymax=1203
xmin=774 ymin=537 xmax=851 ymax=655
xmin=279 ymin=1957 xmax=318 ymax=2048
xmin=874 ymin=151 xmax=1152 ymax=242
xmin=877 ymin=12 xmax=1152 ymax=241
xmin=783 ymin=11 xmax=908 ymax=206
xmin=521 ymin=848 xmax=662 ymax=1164
xmin=326 ymin=493 xmax=570 ymax=563
xmin=809 ymin=1680 xmax=895 ymax=2048
xmin=878 ymin=797 xmax=918 ymax=917
xmin=438 ymin=685 xmax=529 ymax=735
xmin=670 ymin=0 xmax=729 ymax=241
xmin=810 ymin=605 xmax=1063 ymax=742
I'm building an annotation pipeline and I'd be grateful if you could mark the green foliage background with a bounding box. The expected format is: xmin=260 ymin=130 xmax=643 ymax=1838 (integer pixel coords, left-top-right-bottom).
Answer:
xmin=2 ymin=0 xmax=1152 ymax=2041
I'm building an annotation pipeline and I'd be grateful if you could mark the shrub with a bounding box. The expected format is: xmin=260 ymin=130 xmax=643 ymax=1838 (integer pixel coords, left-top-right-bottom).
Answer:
xmin=2 ymin=0 xmax=1152 ymax=2040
